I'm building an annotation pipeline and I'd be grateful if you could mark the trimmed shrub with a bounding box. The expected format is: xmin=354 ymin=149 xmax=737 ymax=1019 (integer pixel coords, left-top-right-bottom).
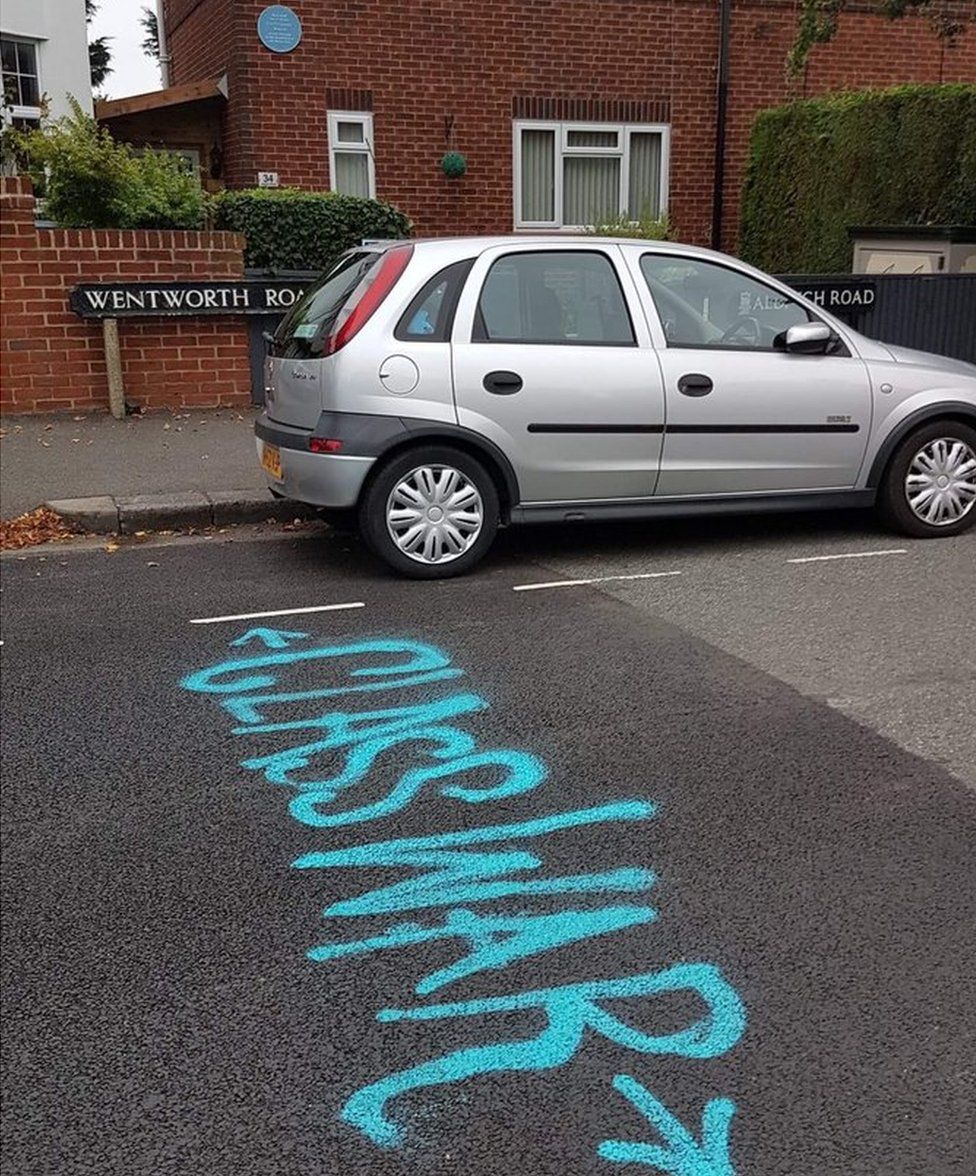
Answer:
xmin=739 ymin=84 xmax=976 ymax=274
xmin=13 ymin=99 xmax=207 ymax=229
xmin=212 ymin=187 xmax=412 ymax=271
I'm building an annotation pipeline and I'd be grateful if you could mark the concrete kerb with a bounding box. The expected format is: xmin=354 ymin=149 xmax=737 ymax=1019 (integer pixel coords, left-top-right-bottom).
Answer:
xmin=45 ymin=491 xmax=319 ymax=535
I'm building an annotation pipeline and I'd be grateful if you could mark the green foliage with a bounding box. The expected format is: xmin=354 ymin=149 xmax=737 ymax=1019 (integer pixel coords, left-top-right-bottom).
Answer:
xmin=126 ymin=147 xmax=209 ymax=228
xmin=140 ymin=7 xmax=160 ymax=61
xmin=12 ymin=99 xmax=207 ymax=228
xmin=787 ymin=0 xmax=844 ymax=77
xmin=739 ymin=84 xmax=976 ymax=274
xmin=788 ymin=1 xmax=973 ymax=76
xmin=212 ymin=187 xmax=412 ymax=271
xmin=587 ymin=211 xmax=670 ymax=240
xmin=86 ymin=0 xmax=113 ymax=89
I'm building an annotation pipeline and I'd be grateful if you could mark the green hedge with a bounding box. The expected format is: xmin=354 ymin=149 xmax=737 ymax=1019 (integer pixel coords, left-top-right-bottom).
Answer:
xmin=739 ymin=84 xmax=976 ymax=274
xmin=212 ymin=188 xmax=411 ymax=271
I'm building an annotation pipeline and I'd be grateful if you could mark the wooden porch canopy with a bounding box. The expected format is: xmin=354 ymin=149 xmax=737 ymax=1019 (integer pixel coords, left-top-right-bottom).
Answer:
xmin=95 ymin=75 xmax=228 ymax=122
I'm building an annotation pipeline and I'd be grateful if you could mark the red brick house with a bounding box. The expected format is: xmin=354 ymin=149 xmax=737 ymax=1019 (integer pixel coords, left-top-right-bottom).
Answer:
xmin=110 ymin=1 xmax=974 ymax=249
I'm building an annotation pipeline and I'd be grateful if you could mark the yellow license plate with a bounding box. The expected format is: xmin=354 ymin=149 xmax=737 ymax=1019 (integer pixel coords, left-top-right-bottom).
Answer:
xmin=261 ymin=442 xmax=282 ymax=481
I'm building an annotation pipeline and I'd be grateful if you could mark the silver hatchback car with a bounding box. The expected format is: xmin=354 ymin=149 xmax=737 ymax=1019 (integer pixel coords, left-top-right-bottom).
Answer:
xmin=256 ymin=237 xmax=976 ymax=578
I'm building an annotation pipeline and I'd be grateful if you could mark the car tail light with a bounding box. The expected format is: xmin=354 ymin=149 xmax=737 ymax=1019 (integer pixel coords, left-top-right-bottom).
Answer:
xmin=309 ymin=437 xmax=343 ymax=454
xmin=324 ymin=245 xmax=413 ymax=355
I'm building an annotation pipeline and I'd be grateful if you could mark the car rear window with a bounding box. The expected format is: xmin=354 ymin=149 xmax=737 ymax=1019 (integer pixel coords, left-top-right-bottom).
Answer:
xmin=272 ymin=251 xmax=379 ymax=358
xmin=394 ymin=259 xmax=475 ymax=342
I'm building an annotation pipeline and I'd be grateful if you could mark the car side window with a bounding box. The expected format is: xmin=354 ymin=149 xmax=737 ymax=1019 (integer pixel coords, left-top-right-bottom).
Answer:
xmin=640 ymin=255 xmax=811 ymax=350
xmin=474 ymin=251 xmax=635 ymax=345
xmin=395 ymin=259 xmax=475 ymax=342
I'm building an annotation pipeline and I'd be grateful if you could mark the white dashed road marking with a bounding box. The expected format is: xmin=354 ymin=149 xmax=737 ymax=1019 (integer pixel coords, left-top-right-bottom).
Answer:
xmin=786 ymin=548 xmax=908 ymax=565
xmin=189 ymin=602 xmax=366 ymax=625
xmin=513 ymin=571 xmax=682 ymax=592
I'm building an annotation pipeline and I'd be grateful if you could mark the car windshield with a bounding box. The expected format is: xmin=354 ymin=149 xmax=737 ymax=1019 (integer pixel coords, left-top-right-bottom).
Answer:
xmin=272 ymin=251 xmax=379 ymax=358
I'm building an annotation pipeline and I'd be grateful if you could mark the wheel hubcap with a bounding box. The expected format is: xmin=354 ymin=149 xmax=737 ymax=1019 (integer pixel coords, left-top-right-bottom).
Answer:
xmin=386 ymin=465 xmax=484 ymax=564
xmin=905 ymin=437 xmax=976 ymax=527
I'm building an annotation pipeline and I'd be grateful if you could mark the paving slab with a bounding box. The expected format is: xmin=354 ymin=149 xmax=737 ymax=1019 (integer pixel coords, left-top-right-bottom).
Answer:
xmin=1 ymin=407 xmax=263 ymax=519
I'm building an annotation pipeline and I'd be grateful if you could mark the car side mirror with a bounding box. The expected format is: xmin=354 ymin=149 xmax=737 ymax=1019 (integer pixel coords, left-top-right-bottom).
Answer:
xmin=784 ymin=322 xmax=834 ymax=355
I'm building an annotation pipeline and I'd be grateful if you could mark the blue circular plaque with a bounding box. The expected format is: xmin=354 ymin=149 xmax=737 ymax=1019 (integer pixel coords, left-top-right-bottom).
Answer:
xmin=257 ymin=5 xmax=302 ymax=53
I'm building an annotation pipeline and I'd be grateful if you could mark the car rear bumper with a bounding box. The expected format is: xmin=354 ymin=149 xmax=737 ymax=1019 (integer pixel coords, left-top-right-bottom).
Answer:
xmin=254 ymin=413 xmax=375 ymax=508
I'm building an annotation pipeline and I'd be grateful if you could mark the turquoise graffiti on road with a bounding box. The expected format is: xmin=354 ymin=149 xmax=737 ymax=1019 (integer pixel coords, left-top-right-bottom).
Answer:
xmin=230 ymin=627 xmax=309 ymax=650
xmin=294 ymin=800 xmax=655 ymax=915
xmin=600 ymin=1074 xmax=737 ymax=1175
xmin=306 ymin=906 xmax=659 ymax=995
xmin=181 ymin=632 xmax=747 ymax=1172
xmin=343 ymin=965 xmax=744 ymax=1147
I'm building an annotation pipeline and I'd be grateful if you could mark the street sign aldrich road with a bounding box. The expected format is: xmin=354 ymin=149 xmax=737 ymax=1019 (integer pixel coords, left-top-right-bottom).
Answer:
xmin=69 ymin=279 xmax=310 ymax=319
xmin=784 ymin=278 xmax=877 ymax=313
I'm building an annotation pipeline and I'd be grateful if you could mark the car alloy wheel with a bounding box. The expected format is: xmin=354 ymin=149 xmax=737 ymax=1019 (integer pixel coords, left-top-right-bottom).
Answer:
xmin=385 ymin=464 xmax=485 ymax=564
xmin=904 ymin=436 xmax=976 ymax=527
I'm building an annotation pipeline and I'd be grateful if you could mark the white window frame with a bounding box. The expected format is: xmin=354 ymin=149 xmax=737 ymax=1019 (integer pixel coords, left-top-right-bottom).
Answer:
xmin=1 ymin=35 xmax=42 ymax=123
xmin=512 ymin=119 xmax=670 ymax=231
xmin=327 ymin=110 xmax=375 ymax=199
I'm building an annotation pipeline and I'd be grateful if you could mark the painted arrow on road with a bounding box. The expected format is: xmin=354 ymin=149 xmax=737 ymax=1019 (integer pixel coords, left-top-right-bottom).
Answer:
xmin=230 ymin=627 xmax=310 ymax=650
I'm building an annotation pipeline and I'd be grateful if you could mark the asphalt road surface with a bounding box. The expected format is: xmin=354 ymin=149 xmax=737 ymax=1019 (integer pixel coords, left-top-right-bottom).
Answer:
xmin=2 ymin=511 xmax=974 ymax=1176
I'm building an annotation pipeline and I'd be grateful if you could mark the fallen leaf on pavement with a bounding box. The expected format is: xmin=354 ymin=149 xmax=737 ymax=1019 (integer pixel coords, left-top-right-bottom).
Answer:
xmin=104 ymin=542 xmax=120 ymax=553
xmin=0 ymin=508 xmax=74 ymax=551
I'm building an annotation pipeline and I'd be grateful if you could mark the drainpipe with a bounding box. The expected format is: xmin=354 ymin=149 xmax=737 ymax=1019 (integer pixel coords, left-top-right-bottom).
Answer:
xmin=156 ymin=0 xmax=172 ymax=88
xmin=711 ymin=0 xmax=732 ymax=251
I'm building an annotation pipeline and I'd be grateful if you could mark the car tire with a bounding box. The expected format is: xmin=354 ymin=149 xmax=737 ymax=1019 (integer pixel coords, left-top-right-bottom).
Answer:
xmin=878 ymin=419 xmax=976 ymax=538
xmin=358 ymin=446 xmax=500 ymax=578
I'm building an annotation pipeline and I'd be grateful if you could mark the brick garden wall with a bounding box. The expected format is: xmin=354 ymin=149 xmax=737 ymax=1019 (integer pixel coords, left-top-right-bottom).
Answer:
xmin=0 ymin=177 xmax=252 ymax=414
xmin=165 ymin=0 xmax=976 ymax=249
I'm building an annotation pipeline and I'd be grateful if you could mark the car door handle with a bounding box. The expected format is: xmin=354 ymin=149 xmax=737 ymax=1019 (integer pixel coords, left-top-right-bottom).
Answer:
xmin=483 ymin=370 xmax=523 ymax=395
xmin=677 ymin=373 xmax=713 ymax=397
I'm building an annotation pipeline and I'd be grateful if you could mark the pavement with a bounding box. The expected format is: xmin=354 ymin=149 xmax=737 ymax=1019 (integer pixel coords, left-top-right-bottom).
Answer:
xmin=0 ymin=407 xmax=300 ymax=529
xmin=2 ymin=515 xmax=974 ymax=1176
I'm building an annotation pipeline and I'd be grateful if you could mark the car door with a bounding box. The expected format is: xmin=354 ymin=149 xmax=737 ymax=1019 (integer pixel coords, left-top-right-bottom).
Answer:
xmin=624 ymin=249 xmax=872 ymax=496
xmin=451 ymin=245 xmax=665 ymax=503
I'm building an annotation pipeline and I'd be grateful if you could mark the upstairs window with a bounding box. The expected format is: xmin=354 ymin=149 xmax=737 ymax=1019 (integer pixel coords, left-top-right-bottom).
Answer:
xmin=327 ymin=110 xmax=375 ymax=199
xmin=1 ymin=37 xmax=40 ymax=120
xmin=514 ymin=121 xmax=669 ymax=230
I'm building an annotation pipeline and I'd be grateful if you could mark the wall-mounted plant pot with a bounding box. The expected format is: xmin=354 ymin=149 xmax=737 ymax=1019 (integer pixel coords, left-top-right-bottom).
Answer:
xmin=441 ymin=152 xmax=467 ymax=179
